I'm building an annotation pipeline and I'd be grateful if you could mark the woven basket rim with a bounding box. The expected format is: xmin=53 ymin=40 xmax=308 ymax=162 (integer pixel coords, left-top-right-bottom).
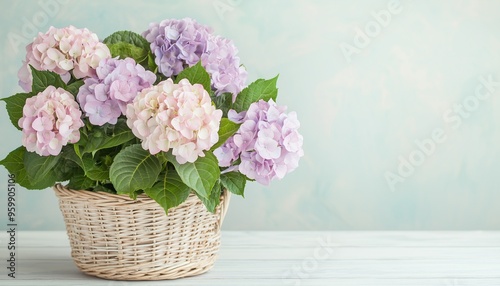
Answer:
xmin=53 ymin=183 xmax=231 ymax=222
xmin=54 ymin=183 xmax=200 ymax=200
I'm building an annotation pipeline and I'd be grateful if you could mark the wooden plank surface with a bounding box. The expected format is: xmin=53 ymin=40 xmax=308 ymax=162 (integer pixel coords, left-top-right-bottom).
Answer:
xmin=1 ymin=231 xmax=499 ymax=285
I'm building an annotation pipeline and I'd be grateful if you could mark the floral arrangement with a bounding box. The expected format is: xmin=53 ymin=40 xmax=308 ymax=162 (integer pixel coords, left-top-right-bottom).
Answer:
xmin=0 ymin=19 xmax=304 ymax=213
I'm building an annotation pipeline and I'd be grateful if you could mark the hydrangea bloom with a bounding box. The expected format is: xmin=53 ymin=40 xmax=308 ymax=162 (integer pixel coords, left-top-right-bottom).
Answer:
xmin=202 ymin=36 xmax=247 ymax=97
xmin=143 ymin=18 xmax=247 ymax=97
xmin=214 ymin=100 xmax=304 ymax=185
xmin=142 ymin=18 xmax=212 ymax=78
xmin=18 ymin=26 xmax=111 ymax=92
xmin=77 ymin=57 xmax=156 ymax=126
xmin=19 ymin=86 xmax=84 ymax=156
xmin=126 ymin=78 xmax=222 ymax=163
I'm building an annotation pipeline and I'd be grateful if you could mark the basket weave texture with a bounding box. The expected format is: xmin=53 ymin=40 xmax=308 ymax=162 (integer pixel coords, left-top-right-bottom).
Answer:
xmin=53 ymin=183 xmax=230 ymax=280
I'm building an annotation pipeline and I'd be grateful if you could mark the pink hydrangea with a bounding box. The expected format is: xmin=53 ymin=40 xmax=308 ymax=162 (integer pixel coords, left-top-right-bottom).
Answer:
xmin=18 ymin=26 xmax=111 ymax=92
xmin=19 ymin=86 xmax=84 ymax=156
xmin=77 ymin=57 xmax=156 ymax=126
xmin=126 ymin=78 xmax=223 ymax=163
xmin=214 ymin=100 xmax=304 ymax=185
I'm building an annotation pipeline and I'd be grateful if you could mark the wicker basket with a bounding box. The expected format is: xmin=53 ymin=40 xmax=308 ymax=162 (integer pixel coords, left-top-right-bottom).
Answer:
xmin=53 ymin=183 xmax=230 ymax=280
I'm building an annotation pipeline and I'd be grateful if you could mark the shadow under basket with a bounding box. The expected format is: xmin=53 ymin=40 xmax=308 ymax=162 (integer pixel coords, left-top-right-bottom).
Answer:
xmin=53 ymin=184 xmax=231 ymax=281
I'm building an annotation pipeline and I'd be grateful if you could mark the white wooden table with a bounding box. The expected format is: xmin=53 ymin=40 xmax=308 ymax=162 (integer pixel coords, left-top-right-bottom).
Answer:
xmin=1 ymin=231 xmax=500 ymax=285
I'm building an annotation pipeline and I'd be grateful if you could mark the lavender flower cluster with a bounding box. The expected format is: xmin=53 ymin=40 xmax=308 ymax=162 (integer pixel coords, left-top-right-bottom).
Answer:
xmin=214 ymin=100 xmax=304 ymax=185
xmin=77 ymin=57 xmax=156 ymax=126
xmin=143 ymin=18 xmax=247 ymax=97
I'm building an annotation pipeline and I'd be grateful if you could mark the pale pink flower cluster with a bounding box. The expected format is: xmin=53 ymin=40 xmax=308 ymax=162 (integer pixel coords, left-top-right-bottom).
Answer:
xmin=19 ymin=86 xmax=84 ymax=156
xmin=214 ymin=100 xmax=304 ymax=185
xmin=18 ymin=26 xmax=111 ymax=92
xmin=126 ymin=78 xmax=222 ymax=163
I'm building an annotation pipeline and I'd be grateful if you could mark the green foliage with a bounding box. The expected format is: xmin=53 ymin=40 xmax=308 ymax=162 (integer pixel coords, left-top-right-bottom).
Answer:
xmin=103 ymin=30 xmax=157 ymax=72
xmin=144 ymin=169 xmax=191 ymax=214
xmin=167 ymin=151 xmax=220 ymax=199
xmin=212 ymin=92 xmax=233 ymax=117
xmin=211 ymin=118 xmax=240 ymax=151
xmin=0 ymin=146 xmax=64 ymax=189
xmin=1 ymin=93 xmax=31 ymax=130
xmin=66 ymin=80 xmax=85 ymax=96
xmin=23 ymin=151 xmax=60 ymax=188
xmin=233 ymin=75 xmax=279 ymax=112
xmin=103 ymin=30 xmax=151 ymax=50
xmin=66 ymin=172 xmax=96 ymax=190
xmin=82 ymin=119 xmax=136 ymax=154
xmin=108 ymin=42 xmax=149 ymax=64
xmin=196 ymin=180 xmax=222 ymax=213
xmin=175 ymin=61 xmax=212 ymax=93
xmin=109 ymin=144 xmax=162 ymax=195
xmin=220 ymin=172 xmax=246 ymax=197
xmin=30 ymin=66 xmax=68 ymax=93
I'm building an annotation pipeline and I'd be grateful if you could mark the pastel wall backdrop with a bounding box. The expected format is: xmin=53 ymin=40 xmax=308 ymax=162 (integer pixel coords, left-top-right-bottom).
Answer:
xmin=1 ymin=0 xmax=500 ymax=230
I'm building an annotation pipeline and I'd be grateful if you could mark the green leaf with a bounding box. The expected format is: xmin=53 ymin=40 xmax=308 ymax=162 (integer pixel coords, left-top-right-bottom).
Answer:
xmin=61 ymin=144 xmax=84 ymax=168
xmin=144 ymin=169 xmax=191 ymax=215
xmin=83 ymin=119 xmax=136 ymax=153
xmin=61 ymin=144 xmax=110 ymax=182
xmin=23 ymin=150 xmax=60 ymax=188
xmin=0 ymin=146 xmax=60 ymax=190
xmin=212 ymin=92 xmax=233 ymax=117
xmin=211 ymin=118 xmax=241 ymax=151
xmin=0 ymin=147 xmax=30 ymax=187
xmin=167 ymin=151 xmax=220 ymax=199
xmin=77 ymin=125 xmax=89 ymax=146
xmin=66 ymin=80 xmax=84 ymax=96
xmin=1 ymin=93 xmax=32 ymax=130
xmin=103 ymin=30 xmax=151 ymax=51
xmin=30 ymin=66 xmax=67 ymax=93
xmin=53 ymin=156 xmax=80 ymax=182
xmin=233 ymin=75 xmax=279 ymax=112
xmin=196 ymin=180 xmax=222 ymax=213
xmin=103 ymin=31 xmax=155 ymax=72
xmin=93 ymin=184 xmax=116 ymax=194
xmin=108 ymin=42 xmax=149 ymax=63
xmin=129 ymin=190 xmax=143 ymax=200
xmin=147 ymin=52 xmax=158 ymax=73
xmin=109 ymin=144 xmax=162 ymax=194
xmin=66 ymin=172 xmax=96 ymax=190
xmin=85 ymin=160 xmax=109 ymax=181
xmin=175 ymin=61 xmax=211 ymax=93
xmin=220 ymin=172 xmax=246 ymax=197
xmin=156 ymin=152 xmax=168 ymax=166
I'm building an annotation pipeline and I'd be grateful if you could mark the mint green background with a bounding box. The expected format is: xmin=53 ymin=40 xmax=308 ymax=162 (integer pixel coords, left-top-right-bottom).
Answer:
xmin=1 ymin=0 xmax=500 ymax=230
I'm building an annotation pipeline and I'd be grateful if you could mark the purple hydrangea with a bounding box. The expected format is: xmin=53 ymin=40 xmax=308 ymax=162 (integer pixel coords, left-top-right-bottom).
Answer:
xmin=202 ymin=36 xmax=247 ymax=97
xmin=142 ymin=18 xmax=212 ymax=78
xmin=77 ymin=57 xmax=156 ymax=126
xmin=143 ymin=18 xmax=247 ymax=97
xmin=214 ymin=100 xmax=304 ymax=185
